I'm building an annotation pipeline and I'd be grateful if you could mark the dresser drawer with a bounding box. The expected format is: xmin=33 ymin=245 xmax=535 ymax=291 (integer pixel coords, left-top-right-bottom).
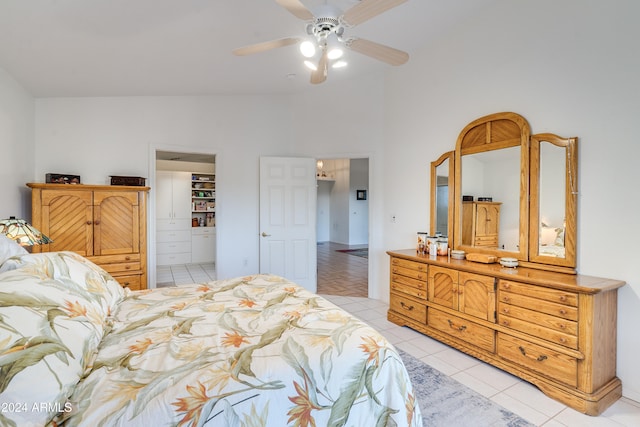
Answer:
xmin=498 ymin=333 xmax=577 ymax=387
xmin=391 ymin=279 xmax=426 ymax=299
xmin=499 ymin=290 xmax=577 ymax=321
xmin=428 ymin=308 xmax=495 ymax=352
xmin=498 ymin=302 xmax=577 ymax=349
xmin=391 ymin=273 xmax=426 ymax=289
xmin=390 ymin=293 xmax=427 ymax=324
xmin=390 ymin=257 xmax=427 ymax=274
xmin=391 ymin=265 xmax=428 ymax=281
xmin=499 ymin=280 xmax=577 ymax=307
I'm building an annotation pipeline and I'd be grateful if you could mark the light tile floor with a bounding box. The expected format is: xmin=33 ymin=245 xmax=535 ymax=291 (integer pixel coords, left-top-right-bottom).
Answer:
xmin=156 ymin=263 xmax=216 ymax=287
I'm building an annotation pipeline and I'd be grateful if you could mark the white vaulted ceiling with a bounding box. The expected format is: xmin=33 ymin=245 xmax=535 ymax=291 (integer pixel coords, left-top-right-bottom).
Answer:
xmin=0 ymin=0 xmax=495 ymax=96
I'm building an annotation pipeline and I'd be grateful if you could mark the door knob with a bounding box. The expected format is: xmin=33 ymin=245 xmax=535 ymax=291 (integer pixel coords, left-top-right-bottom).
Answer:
xmin=261 ymin=232 xmax=271 ymax=237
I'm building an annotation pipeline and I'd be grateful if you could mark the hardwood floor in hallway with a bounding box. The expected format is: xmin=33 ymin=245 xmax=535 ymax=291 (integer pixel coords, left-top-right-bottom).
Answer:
xmin=317 ymin=242 xmax=368 ymax=297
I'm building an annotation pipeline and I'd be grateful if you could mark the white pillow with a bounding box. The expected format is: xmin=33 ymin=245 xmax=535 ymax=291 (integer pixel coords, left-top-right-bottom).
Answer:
xmin=0 ymin=233 xmax=28 ymax=265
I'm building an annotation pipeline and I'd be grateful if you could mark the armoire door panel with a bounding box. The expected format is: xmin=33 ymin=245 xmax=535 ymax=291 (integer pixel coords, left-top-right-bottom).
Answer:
xmin=94 ymin=195 xmax=140 ymax=256
xmin=43 ymin=192 xmax=93 ymax=256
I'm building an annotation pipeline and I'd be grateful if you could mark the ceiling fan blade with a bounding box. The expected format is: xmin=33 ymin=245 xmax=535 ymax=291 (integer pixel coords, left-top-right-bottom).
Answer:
xmin=232 ymin=37 xmax=300 ymax=56
xmin=310 ymin=50 xmax=329 ymax=84
xmin=342 ymin=0 xmax=408 ymax=26
xmin=346 ymin=38 xmax=409 ymax=66
xmin=275 ymin=0 xmax=315 ymax=21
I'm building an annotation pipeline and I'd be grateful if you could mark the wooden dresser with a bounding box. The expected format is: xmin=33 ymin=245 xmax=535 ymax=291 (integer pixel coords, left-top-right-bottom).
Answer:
xmin=28 ymin=183 xmax=149 ymax=290
xmin=387 ymin=249 xmax=625 ymax=415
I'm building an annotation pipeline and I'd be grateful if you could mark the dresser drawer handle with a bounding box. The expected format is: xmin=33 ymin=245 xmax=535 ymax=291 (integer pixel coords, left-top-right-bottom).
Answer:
xmin=502 ymin=308 xmax=509 ymax=314
xmin=519 ymin=346 xmax=548 ymax=362
xmin=502 ymin=283 xmax=510 ymax=289
xmin=400 ymin=302 xmax=415 ymax=311
xmin=392 ymin=259 xmax=399 ymax=265
xmin=447 ymin=319 xmax=467 ymax=332
xmin=559 ymin=295 xmax=567 ymax=302
xmin=392 ymin=268 xmax=398 ymax=273
xmin=502 ymin=296 xmax=510 ymax=303
xmin=559 ymin=309 xmax=567 ymax=315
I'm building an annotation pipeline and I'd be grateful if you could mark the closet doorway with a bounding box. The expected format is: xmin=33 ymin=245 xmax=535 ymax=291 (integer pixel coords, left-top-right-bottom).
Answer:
xmin=154 ymin=150 xmax=217 ymax=287
xmin=316 ymin=158 xmax=369 ymax=297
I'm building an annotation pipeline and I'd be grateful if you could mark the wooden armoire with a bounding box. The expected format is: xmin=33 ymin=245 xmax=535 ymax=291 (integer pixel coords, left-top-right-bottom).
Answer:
xmin=27 ymin=183 xmax=149 ymax=290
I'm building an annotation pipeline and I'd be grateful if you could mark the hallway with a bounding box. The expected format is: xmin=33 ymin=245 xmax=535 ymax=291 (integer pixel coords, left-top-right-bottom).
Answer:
xmin=316 ymin=242 xmax=368 ymax=297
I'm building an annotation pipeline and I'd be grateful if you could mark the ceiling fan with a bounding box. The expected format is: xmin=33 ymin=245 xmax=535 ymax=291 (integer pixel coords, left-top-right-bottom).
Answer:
xmin=232 ymin=0 xmax=410 ymax=84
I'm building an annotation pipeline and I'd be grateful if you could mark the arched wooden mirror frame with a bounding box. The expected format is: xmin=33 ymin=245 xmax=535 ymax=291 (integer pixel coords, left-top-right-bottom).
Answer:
xmin=453 ymin=112 xmax=530 ymax=262
xmin=528 ymin=133 xmax=578 ymax=271
xmin=430 ymin=151 xmax=454 ymax=245
xmin=437 ymin=111 xmax=579 ymax=272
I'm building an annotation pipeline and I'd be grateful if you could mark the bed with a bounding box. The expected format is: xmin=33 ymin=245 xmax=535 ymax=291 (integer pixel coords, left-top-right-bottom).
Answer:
xmin=0 ymin=245 xmax=421 ymax=426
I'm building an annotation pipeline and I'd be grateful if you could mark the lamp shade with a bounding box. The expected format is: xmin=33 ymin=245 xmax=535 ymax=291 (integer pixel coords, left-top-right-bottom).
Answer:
xmin=0 ymin=216 xmax=53 ymax=246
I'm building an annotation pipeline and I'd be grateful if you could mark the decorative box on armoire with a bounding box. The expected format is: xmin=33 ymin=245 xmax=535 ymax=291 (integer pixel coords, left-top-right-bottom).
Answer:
xmin=27 ymin=183 xmax=150 ymax=290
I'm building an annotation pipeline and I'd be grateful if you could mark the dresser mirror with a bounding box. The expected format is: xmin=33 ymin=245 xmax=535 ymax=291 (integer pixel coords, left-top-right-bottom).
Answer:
xmin=438 ymin=112 xmax=578 ymax=272
xmin=430 ymin=151 xmax=454 ymax=243
xmin=453 ymin=112 xmax=530 ymax=262
xmin=528 ymin=133 xmax=578 ymax=270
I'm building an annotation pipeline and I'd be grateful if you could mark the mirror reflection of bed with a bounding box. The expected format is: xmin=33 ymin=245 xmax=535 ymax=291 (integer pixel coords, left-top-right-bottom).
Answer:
xmin=537 ymin=140 xmax=567 ymax=258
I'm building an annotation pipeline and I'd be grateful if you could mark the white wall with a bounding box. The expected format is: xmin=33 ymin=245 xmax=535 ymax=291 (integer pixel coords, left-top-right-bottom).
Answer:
xmin=0 ymin=67 xmax=34 ymax=219
xmin=383 ymin=0 xmax=640 ymax=402
xmin=34 ymin=95 xmax=292 ymax=279
xmin=316 ymin=180 xmax=332 ymax=242
xmin=349 ymin=158 xmax=369 ymax=245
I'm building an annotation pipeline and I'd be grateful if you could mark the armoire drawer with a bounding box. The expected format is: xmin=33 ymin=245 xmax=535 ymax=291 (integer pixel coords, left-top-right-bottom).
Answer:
xmin=428 ymin=308 xmax=495 ymax=353
xmin=99 ymin=261 xmax=142 ymax=275
xmin=113 ymin=273 xmax=142 ymax=290
xmin=390 ymin=293 xmax=426 ymax=324
xmin=498 ymin=333 xmax=577 ymax=387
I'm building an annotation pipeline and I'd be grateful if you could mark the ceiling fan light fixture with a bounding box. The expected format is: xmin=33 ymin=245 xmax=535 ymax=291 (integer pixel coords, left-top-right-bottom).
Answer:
xmin=332 ymin=60 xmax=348 ymax=69
xmin=300 ymin=40 xmax=316 ymax=58
xmin=327 ymin=48 xmax=343 ymax=60
xmin=304 ymin=60 xmax=317 ymax=71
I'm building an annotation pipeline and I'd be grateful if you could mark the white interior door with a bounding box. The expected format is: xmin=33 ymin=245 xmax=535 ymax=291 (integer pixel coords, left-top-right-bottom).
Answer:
xmin=260 ymin=157 xmax=317 ymax=292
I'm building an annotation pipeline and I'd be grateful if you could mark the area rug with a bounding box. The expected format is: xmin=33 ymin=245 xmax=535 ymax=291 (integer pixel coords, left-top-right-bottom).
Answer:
xmin=335 ymin=248 xmax=368 ymax=258
xmin=398 ymin=349 xmax=534 ymax=427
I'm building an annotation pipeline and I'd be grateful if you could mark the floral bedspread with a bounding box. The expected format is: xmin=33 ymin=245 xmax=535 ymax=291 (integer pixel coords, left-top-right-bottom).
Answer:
xmin=58 ymin=274 xmax=421 ymax=426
